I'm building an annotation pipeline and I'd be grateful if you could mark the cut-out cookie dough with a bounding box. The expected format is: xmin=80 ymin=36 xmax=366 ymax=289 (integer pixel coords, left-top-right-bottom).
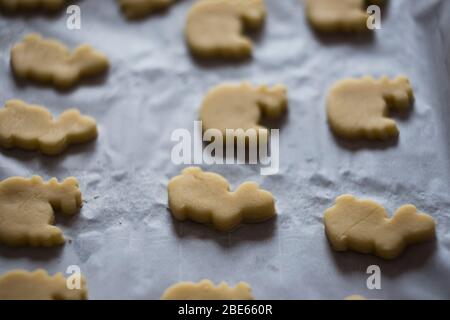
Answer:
xmin=11 ymin=33 xmax=109 ymax=89
xmin=0 ymin=0 xmax=64 ymax=12
xmin=0 ymin=176 xmax=82 ymax=247
xmin=0 ymin=269 xmax=87 ymax=300
xmin=168 ymin=167 xmax=276 ymax=232
xmin=305 ymin=0 xmax=384 ymax=33
xmin=324 ymin=194 xmax=436 ymax=259
xmin=200 ymin=82 xmax=287 ymax=140
xmin=162 ymin=279 xmax=254 ymax=300
xmin=0 ymin=99 xmax=97 ymax=155
xmin=327 ymin=76 xmax=413 ymax=140
xmin=345 ymin=295 xmax=367 ymax=300
xmin=186 ymin=0 xmax=266 ymax=59
xmin=118 ymin=0 xmax=174 ymax=19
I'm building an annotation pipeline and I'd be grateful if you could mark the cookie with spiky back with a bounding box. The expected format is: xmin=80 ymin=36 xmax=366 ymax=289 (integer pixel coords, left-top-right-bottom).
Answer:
xmin=324 ymin=194 xmax=436 ymax=259
xmin=11 ymin=33 xmax=109 ymax=89
xmin=168 ymin=167 xmax=276 ymax=231
xmin=0 ymin=99 xmax=97 ymax=155
xmin=0 ymin=269 xmax=87 ymax=300
xmin=0 ymin=176 xmax=82 ymax=247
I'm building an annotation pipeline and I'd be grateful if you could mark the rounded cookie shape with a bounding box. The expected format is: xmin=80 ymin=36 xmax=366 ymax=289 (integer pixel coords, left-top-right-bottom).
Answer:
xmin=186 ymin=0 xmax=266 ymax=59
xmin=200 ymin=82 xmax=287 ymax=141
xmin=117 ymin=0 xmax=175 ymax=19
xmin=306 ymin=0 xmax=385 ymax=33
xmin=0 ymin=176 xmax=82 ymax=247
xmin=326 ymin=76 xmax=414 ymax=140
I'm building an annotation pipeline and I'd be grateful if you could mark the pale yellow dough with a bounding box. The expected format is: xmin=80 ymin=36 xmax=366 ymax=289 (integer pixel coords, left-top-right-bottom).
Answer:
xmin=324 ymin=195 xmax=436 ymax=259
xmin=345 ymin=295 xmax=367 ymax=300
xmin=118 ymin=0 xmax=174 ymax=19
xmin=168 ymin=167 xmax=276 ymax=232
xmin=0 ymin=99 xmax=97 ymax=155
xmin=200 ymin=82 xmax=287 ymax=140
xmin=0 ymin=269 xmax=87 ymax=300
xmin=186 ymin=0 xmax=266 ymax=59
xmin=162 ymin=279 xmax=254 ymax=300
xmin=11 ymin=33 xmax=109 ymax=89
xmin=0 ymin=0 xmax=64 ymax=11
xmin=0 ymin=176 xmax=82 ymax=247
xmin=327 ymin=76 xmax=414 ymax=140
xmin=306 ymin=0 xmax=384 ymax=33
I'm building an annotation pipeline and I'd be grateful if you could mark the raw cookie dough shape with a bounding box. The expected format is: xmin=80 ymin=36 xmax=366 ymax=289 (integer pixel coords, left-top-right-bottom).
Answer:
xmin=0 ymin=99 xmax=98 ymax=155
xmin=0 ymin=269 xmax=87 ymax=300
xmin=200 ymin=82 xmax=287 ymax=141
xmin=186 ymin=0 xmax=266 ymax=59
xmin=324 ymin=194 xmax=436 ymax=259
xmin=118 ymin=0 xmax=175 ymax=19
xmin=0 ymin=0 xmax=65 ymax=12
xmin=0 ymin=176 xmax=82 ymax=247
xmin=168 ymin=167 xmax=276 ymax=232
xmin=305 ymin=0 xmax=385 ymax=33
xmin=161 ymin=279 xmax=254 ymax=300
xmin=327 ymin=76 xmax=413 ymax=140
xmin=345 ymin=295 xmax=367 ymax=300
xmin=11 ymin=33 xmax=109 ymax=89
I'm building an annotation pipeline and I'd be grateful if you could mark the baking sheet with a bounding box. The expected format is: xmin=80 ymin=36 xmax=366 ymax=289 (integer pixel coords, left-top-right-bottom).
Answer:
xmin=0 ymin=0 xmax=450 ymax=300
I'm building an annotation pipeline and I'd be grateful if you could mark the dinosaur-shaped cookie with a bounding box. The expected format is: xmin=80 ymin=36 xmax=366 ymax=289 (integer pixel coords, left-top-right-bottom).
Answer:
xmin=186 ymin=0 xmax=266 ymax=59
xmin=306 ymin=0 xmax=385 ymax=33
xmin=11 ymin=33 xmax=109 ymax=89
xmin=0 ymin=176 xmax=82 ymax=247
xmin=200 ymin=83 xmax=287 ymax=140
xmin=0 ymin=269 xmax=87 ymax=300
xmin=324 ymin=194 xmax=436 ymax=259
xmin=117 ymin=0 xmax=174 ymax=19
xmin=327 ymin=76 xmax=414 ymax=140
xmin=162 ymin=279 xmax=254 ymax=300
xmin=168 ymin=167 xmax=276 ymax=231
xmin=0 ymin=0 xmax=64 ymax=12
xmin=0 ymin=99 xmax=97 ymax=155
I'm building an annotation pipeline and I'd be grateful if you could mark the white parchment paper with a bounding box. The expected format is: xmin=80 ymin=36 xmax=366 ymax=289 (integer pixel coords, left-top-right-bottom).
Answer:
xmin=0 ymin=0 xmax=449 ymax=299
